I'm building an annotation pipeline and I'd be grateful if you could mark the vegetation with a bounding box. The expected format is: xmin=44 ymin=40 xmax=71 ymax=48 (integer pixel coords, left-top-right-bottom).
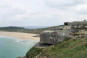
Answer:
xmin=0 ymin=26 xmax=42 ymax=34
xmin=26 ymin=47 xmax=43 ymax=58
xmin=26 ymin=38 xmax=87 ymax=58
xmin=0 ymin=26 xmax=63 ymax=34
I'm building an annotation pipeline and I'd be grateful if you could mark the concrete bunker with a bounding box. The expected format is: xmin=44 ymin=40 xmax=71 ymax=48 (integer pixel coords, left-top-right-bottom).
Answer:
xmin=40 ymin=30 xmax=70 ymax=44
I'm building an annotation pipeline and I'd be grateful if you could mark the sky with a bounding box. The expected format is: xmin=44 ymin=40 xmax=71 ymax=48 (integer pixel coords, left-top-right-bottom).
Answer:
xmin=0 ymin=0 xmax=87 ymax=27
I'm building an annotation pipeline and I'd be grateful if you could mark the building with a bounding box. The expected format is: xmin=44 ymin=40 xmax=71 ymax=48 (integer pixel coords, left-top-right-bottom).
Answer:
xmin=40 ymin=30 xmax=70 ymax=44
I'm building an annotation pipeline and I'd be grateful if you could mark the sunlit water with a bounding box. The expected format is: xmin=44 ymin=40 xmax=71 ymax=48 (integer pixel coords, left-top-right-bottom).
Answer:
xmin=0 ymin=36 xmax=37 ymax=58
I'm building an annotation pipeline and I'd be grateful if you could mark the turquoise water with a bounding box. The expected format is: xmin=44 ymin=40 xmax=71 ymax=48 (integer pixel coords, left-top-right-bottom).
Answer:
xmin=0 ymin=36 xmax=37 ymax=58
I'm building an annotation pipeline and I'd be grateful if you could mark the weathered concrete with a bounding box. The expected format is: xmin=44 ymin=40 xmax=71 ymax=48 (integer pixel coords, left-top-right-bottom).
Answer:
xmin=40 ymin=30 xmax=70 ymax=44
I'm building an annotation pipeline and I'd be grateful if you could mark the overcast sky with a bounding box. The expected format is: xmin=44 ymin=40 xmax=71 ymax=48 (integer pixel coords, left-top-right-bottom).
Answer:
xmin=0 ymin=0 xmax=87 ymax=27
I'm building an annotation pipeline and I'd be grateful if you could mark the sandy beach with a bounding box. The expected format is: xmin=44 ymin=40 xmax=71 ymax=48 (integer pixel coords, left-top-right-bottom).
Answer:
xmin=0 ymin=31 xmax=40 ymax=42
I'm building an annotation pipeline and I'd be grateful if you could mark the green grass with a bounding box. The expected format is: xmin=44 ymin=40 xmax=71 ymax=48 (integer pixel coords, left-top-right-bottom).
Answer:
xmin=26 ymin=38 xmax=87 ymax=58
xmin=26 ymin=47 xmax=43 ymax=58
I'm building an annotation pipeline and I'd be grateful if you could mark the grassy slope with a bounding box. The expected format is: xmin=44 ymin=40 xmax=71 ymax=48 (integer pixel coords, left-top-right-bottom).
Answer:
xmin=26 ymin=47 xmax=43 ymax=58
xmin=26 ymin=38 xmax=87 ymax=58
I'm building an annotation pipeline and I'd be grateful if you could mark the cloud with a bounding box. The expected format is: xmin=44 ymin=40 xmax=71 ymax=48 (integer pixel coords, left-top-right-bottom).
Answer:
xmin=45 ymin=0 xmax=85 ymax=8
xmin=0 ymin=0 xmax=86 ymax=27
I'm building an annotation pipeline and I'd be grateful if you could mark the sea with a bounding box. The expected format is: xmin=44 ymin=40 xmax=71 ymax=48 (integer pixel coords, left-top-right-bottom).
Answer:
xmin=0 ymin=36 xmax=37 ymax=58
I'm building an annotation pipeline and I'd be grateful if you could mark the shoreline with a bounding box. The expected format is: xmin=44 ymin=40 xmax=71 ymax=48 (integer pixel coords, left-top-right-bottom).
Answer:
xmin=0 ymin=31 xmax=40 ymax=42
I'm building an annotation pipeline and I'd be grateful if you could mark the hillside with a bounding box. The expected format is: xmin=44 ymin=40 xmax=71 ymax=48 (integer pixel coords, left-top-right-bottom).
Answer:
xmin=0 ymin=26 xmax=43 ymax=34
xmin=26 ymin=38 xmax=87 ymax=58
xmin=0 ymin=26 xmax=63 ymax=34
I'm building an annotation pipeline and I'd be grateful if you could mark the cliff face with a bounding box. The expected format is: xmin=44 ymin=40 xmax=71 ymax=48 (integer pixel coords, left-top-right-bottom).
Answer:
xmin=26 ymin=38 xmax=87 ymax=58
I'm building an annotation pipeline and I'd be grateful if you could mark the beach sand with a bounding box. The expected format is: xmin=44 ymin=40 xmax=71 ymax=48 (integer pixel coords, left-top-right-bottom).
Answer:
xmin=0 ymin=31 xmax=40 ymax=42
